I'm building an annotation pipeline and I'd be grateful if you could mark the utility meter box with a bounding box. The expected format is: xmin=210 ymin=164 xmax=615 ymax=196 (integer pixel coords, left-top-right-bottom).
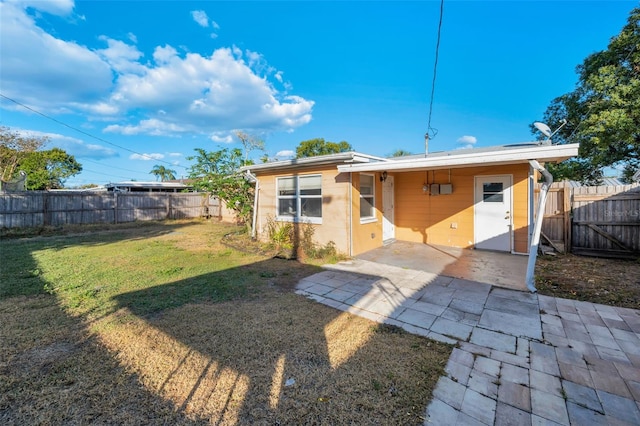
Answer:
xmin=440 ymin=183 xmax=453 ymax=195
xmin=430 ymin=184 xmax=440 ymax=195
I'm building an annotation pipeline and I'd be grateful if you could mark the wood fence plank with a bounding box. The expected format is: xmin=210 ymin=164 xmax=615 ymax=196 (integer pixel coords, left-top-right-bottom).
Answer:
xmin=0 ymin=192 xmax=219 ymax=228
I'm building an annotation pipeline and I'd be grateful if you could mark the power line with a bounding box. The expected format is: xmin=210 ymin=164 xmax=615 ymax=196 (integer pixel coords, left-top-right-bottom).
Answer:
xmin=0 ymin=93 xmax=188 ymax=169
xmin=75 ymin=168 xmax=140 ymax=181
xmin=425 ymin=0 xmax=445 ymax=145
xmin=80 ymin=157 xmax=159 ymax=176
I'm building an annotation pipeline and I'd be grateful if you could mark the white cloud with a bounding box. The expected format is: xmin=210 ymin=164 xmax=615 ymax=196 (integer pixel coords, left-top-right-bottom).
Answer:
xmin=1 ymin=3 xmax=314 ymax=137
xmin=18 ymin=0 xmax=75 ymax=16
xmin=0 ymin=1 xmax=113 ymax=110
xmin=456 ymin=135 xmax=477 ymax=145
xmin=104 ymin=118 xmax=186 ymax=136
xmin=168 ymin=152 xmax=182 ymax=157
xmin=152 ymin=45 xmax=178 ymax=65
xmin=210 ymin=133 xmax=234 ymax=143
xmin=129 ymin=153 xmax=165 ymax=161
xmin=275 ymin=150 xmax=295 ymax=159
xmin=96 ymin=36 xmax=145 ymax=74
xmin=109 ymin=47 xmax=313 ymax=133
xmin=13 ymin=128 xmax=117 ymax=159
xmin=191 ymin=10 xmax=209 ymax=27
xmin=455 ymin=135 xmax=477 ymax=150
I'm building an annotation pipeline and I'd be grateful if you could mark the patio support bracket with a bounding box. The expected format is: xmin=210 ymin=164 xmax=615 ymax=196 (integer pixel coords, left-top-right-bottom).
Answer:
xmin=526 ymin=160 xmax=553 ymax=293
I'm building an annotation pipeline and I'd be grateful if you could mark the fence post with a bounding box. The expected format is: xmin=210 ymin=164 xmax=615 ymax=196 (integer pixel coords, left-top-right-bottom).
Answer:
xmin=563 ymin=181 xmax=571 ymax=253
xmin=114 ymin=192 xmax=118 ymax=224
xmin=166 ymin=193 xmax=171 ymax=219
xmin=43 ymin=192 xmax=49 ymax=226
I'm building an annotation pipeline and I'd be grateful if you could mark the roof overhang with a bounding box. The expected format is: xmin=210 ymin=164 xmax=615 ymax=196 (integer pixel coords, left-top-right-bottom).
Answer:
xmin=337 ymin=143 xmax=580 ymax=173
xmin=240 ymin=151 xmax=390 ymax=174
xmin=105 ymin=181 xmax=191 ymax=189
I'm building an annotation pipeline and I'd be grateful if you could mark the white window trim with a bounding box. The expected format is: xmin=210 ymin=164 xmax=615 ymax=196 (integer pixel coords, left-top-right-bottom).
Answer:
xmin=276 ymin=174 xmax=323 ymax=224
xmin=359 ymin=173 xmax=377 ymax=224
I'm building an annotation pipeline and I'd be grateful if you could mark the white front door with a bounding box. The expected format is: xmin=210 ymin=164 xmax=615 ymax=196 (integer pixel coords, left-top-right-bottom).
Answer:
xmin=474 ymin=175 xmax=512 ymax=251
xmin=382 ymin=176 xmax=395 ymax=242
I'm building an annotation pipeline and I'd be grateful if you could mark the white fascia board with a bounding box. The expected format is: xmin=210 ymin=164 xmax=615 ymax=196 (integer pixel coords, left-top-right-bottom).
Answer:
xmin=337 ymin=144 xmax=580 ymax=173
xmin=240 ymin=151 xmax=390 ymax=173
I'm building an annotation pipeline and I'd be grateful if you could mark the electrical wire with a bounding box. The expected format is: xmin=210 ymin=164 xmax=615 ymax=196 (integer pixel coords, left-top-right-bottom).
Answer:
xmin=425 ymin=0 xmax=445 ymax=141
xmin=80 ymin=157 xmax=165 ymax=176
xmin=0 ymin=93 xmax=188 ymax=170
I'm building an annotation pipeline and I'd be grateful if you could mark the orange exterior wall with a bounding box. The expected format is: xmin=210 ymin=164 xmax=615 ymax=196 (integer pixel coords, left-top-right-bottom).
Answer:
xmin=253 ymin=166 xmax=351 ymax=254
xmin=391 ymin=164 xmax=530 ymax=254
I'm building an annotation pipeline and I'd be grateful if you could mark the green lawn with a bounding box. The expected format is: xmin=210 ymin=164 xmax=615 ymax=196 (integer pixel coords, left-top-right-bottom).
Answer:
xmin=0 ymin=220 xmax=451 ymax=425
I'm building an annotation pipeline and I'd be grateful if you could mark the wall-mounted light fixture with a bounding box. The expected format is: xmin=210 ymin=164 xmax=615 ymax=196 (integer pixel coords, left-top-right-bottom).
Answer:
xmin=422 ymin=184 xmax=429 ymax=193
xmin=380 ymin=171 xmax=388 ymax=182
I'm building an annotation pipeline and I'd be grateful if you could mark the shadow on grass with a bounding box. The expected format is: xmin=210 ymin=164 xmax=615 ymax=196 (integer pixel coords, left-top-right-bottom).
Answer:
xmin=0 ymin=224 xmax=204 ymax=424
xmin=1 ymin=221 xmax=450 ymax=425
xmin=109 ymin=264 xmax=449 ymax=424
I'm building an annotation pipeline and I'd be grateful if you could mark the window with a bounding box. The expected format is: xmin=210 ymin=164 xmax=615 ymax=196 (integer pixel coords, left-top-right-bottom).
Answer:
xmin=360 ymin=173 xmax=375 ymax=222
xmin=276 ymin=175 xmax=322 ymax=222
xmin=482 ymin=182 xmax=504 ymax=203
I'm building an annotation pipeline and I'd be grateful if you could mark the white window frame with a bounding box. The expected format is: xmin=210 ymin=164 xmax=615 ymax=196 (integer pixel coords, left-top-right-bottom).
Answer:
xmin=359 ymin=173 xmax=377 ymax=224
xmin=276 ymin=174 xmax=323 ymax=224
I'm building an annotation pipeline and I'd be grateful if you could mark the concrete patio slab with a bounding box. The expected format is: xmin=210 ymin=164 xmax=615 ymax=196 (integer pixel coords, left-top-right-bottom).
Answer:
xmin=357 ymin=241 xmax=528 ymax=291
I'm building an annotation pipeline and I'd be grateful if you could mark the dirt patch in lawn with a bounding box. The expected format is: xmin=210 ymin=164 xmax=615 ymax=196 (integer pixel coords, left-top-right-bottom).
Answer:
xmin=535 ymin=253 xmax=640 ymax=310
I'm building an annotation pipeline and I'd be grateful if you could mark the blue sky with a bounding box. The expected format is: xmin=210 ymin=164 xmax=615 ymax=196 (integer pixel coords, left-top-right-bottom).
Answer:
xmin=0 ymin=0 xmax=636 ymax=186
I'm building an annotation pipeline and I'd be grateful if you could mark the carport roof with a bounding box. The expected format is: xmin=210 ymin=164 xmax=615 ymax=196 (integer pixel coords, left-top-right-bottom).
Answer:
xmin=336 ymin=142 xmax=580 ymax=173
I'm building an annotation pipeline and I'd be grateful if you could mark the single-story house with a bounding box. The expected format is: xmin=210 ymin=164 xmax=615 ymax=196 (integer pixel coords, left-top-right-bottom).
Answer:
xmin=240 ymin=142 xmax=579 ymax=257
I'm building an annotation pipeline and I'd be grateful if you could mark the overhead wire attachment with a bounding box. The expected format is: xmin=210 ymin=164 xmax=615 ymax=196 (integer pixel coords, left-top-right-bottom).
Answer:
xmin=424 ymin=0 xmax=445 ymax=154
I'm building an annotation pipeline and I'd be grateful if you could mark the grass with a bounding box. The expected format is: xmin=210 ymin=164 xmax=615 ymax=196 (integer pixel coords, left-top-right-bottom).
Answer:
xmin=0 ymin=220 xmax=451 ymax=425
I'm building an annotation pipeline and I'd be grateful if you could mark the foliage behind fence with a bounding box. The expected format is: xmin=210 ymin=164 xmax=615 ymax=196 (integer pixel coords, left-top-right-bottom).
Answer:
xmin=0 ymin=192 xmax=220 ymax=228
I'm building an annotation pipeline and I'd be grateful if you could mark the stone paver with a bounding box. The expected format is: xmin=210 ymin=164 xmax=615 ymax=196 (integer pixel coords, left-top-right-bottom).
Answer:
xmin=294 ymin=258 xmax=640 ymax=426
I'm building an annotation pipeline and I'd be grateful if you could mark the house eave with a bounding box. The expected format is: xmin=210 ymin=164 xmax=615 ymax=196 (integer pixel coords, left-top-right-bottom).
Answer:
xmin=337 ymin=143 xmax=580 ymax=173
xmin=240 ymin=152 xmax=390 ymax=174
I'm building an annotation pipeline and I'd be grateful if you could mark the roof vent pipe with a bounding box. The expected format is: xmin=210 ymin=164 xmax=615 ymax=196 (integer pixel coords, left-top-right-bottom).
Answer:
xmin=425 ymin=133 xmax=429 ymax=156
xmin=525 ymin=160 xmax=553 ymax=293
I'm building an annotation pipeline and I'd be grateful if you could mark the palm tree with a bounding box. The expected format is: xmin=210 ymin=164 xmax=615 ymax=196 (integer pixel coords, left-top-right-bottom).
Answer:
xmin=149 ymin=165 xmax=177 ymax=182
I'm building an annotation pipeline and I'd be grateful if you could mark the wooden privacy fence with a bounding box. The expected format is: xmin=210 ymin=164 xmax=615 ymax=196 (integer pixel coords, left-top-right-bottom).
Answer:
xmin=0 ymin=192 xmax=222 ymax=228
xmin=537 ymin=182 xmax=640 ymax=258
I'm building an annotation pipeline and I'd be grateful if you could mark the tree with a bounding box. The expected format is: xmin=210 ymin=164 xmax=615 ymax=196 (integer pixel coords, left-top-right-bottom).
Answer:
xmin=18 ymin=148 xmax=82 ymax=190
xmin=0 ymin=126 xmax=47 ymax=181
xmin=235 ymin=131 xmax=265 ymax=162
xmin=536 ymin=7 xmax=640 ymax=184
xmin=389 ymin=149 xmax=413 ymax=157
xmin=295 ymin=138 xmax=353 ymax=158
xmin=149 ymin=165 xmax=177 ymax=182
xmin=187 ymin=147 xmax=254 ymax=229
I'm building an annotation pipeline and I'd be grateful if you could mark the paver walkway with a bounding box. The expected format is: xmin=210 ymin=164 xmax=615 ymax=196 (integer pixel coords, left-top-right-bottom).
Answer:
xmin=295 ymin=259 xmax=640 ymax=425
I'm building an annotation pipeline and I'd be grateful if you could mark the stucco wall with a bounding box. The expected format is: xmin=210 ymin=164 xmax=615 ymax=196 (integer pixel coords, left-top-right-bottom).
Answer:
xmin=253 ymin=165 xmax=351 ymax=255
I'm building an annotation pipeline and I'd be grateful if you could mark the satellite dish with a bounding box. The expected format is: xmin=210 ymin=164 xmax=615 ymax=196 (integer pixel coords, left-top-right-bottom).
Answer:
xmin=533 ymin=122 xmax=552 ymax=138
